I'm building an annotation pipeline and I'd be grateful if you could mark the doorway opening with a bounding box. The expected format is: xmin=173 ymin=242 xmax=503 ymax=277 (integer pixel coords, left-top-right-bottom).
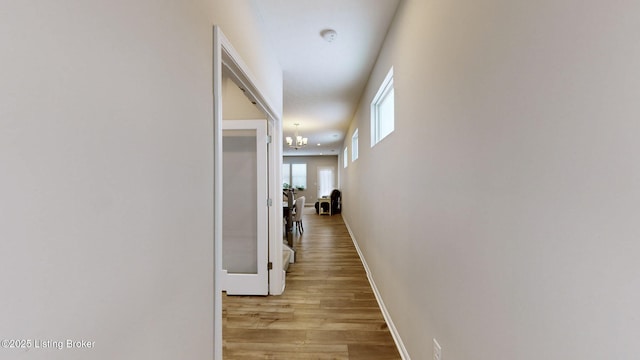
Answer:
xmin=213 ymin=26 xmax=283 ymax=360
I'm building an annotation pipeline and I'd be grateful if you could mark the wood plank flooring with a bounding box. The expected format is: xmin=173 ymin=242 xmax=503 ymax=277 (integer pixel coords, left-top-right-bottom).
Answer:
xmin=223 ymin=207 xmax=401 ymax=359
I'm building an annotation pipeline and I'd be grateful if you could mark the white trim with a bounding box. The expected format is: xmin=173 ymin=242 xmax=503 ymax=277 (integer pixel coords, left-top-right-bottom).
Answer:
xmin=268 ymin=118 xmax=285 ymax=295
xmin=343 ymin=218 xmax=411 ymax=360
xmin=212 ymin=26 xmax=223 ymax=360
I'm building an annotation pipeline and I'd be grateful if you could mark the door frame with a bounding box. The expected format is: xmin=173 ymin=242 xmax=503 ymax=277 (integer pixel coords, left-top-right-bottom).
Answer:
xmin=213 ymin=26 xmax=283 ymax=360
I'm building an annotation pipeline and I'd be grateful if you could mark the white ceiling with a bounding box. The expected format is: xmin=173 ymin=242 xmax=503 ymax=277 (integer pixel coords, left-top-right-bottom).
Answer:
xmin=254 ymin=0 xmax=401 ymax=156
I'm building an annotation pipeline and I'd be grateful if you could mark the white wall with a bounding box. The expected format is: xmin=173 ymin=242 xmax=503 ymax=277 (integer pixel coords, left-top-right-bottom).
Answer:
xmin=0 ymin=1 xmax=281 ymax=359
xmin=341 ymin=0 xmax=640 ymax=358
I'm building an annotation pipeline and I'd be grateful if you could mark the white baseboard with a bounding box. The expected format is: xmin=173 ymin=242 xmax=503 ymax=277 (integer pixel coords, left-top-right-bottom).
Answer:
xmin=343 ymin=219 xmax=411 ymax=360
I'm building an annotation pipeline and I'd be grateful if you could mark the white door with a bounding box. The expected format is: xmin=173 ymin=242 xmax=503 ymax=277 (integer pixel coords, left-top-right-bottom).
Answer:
xmin=221 ymin=120 xmax=269 ymax=295
xmin=317 ymin=166 xmax=335 ymax=199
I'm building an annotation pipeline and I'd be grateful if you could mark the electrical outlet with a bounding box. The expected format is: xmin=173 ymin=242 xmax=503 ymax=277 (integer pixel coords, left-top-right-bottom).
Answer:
xmin=433 ymin=338 xmax=442 ymax=360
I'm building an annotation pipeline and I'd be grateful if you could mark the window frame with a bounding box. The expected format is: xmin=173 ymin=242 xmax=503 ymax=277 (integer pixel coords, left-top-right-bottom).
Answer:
xmin=343 ymin=147 xmax=348 ymax=168
xmin=290 ymin=163 xmax=307 ymax=189
xmin=351 ymin=128 xmax=359 ymax=161
xmin=371 ymin=67 xmax=395 ymax=147
xmin=282 ymin=163 xmax=291 ymax=188
xmin=282 ymin=163 xmax=307 ymax=190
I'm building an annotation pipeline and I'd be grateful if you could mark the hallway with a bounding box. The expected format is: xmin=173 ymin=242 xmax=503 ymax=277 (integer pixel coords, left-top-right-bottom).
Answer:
xmin=223 ymin=207 xmax=401 ymax=359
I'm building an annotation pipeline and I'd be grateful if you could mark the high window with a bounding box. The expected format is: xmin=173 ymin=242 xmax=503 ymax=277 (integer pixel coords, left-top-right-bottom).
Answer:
xmin=351 ymin=128 xmax=359 ymax=161
xmin=343 ymin=147 xmax=348 ymax=168
xmin=371 ymin=67 xmax=394 ymax=146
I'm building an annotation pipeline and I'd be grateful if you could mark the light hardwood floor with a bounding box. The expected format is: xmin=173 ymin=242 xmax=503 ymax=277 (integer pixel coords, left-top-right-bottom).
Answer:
xmin=223 ymin=207 xmax=401 ymax=359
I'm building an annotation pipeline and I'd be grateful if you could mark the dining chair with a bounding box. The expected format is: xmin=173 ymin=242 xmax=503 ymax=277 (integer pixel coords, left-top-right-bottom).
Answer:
xmin=292 ymin=196 xmax=305 ymax=233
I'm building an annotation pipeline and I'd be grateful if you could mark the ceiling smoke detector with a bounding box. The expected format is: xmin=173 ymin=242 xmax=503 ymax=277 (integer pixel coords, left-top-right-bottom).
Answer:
xmin=321 ymin=29 xmax=337 ymax=42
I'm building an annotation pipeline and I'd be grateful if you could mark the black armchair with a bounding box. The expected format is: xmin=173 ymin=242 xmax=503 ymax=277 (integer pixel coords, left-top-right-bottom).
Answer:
xmin=330 ymin=189 xmax=341 ymax=214
xmin=315 ymin=189 xmax=341 ymax=215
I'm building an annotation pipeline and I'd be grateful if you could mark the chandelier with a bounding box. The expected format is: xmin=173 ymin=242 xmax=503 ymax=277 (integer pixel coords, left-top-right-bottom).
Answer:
xmin=286 ymin=123 xmax=308 ymax=150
